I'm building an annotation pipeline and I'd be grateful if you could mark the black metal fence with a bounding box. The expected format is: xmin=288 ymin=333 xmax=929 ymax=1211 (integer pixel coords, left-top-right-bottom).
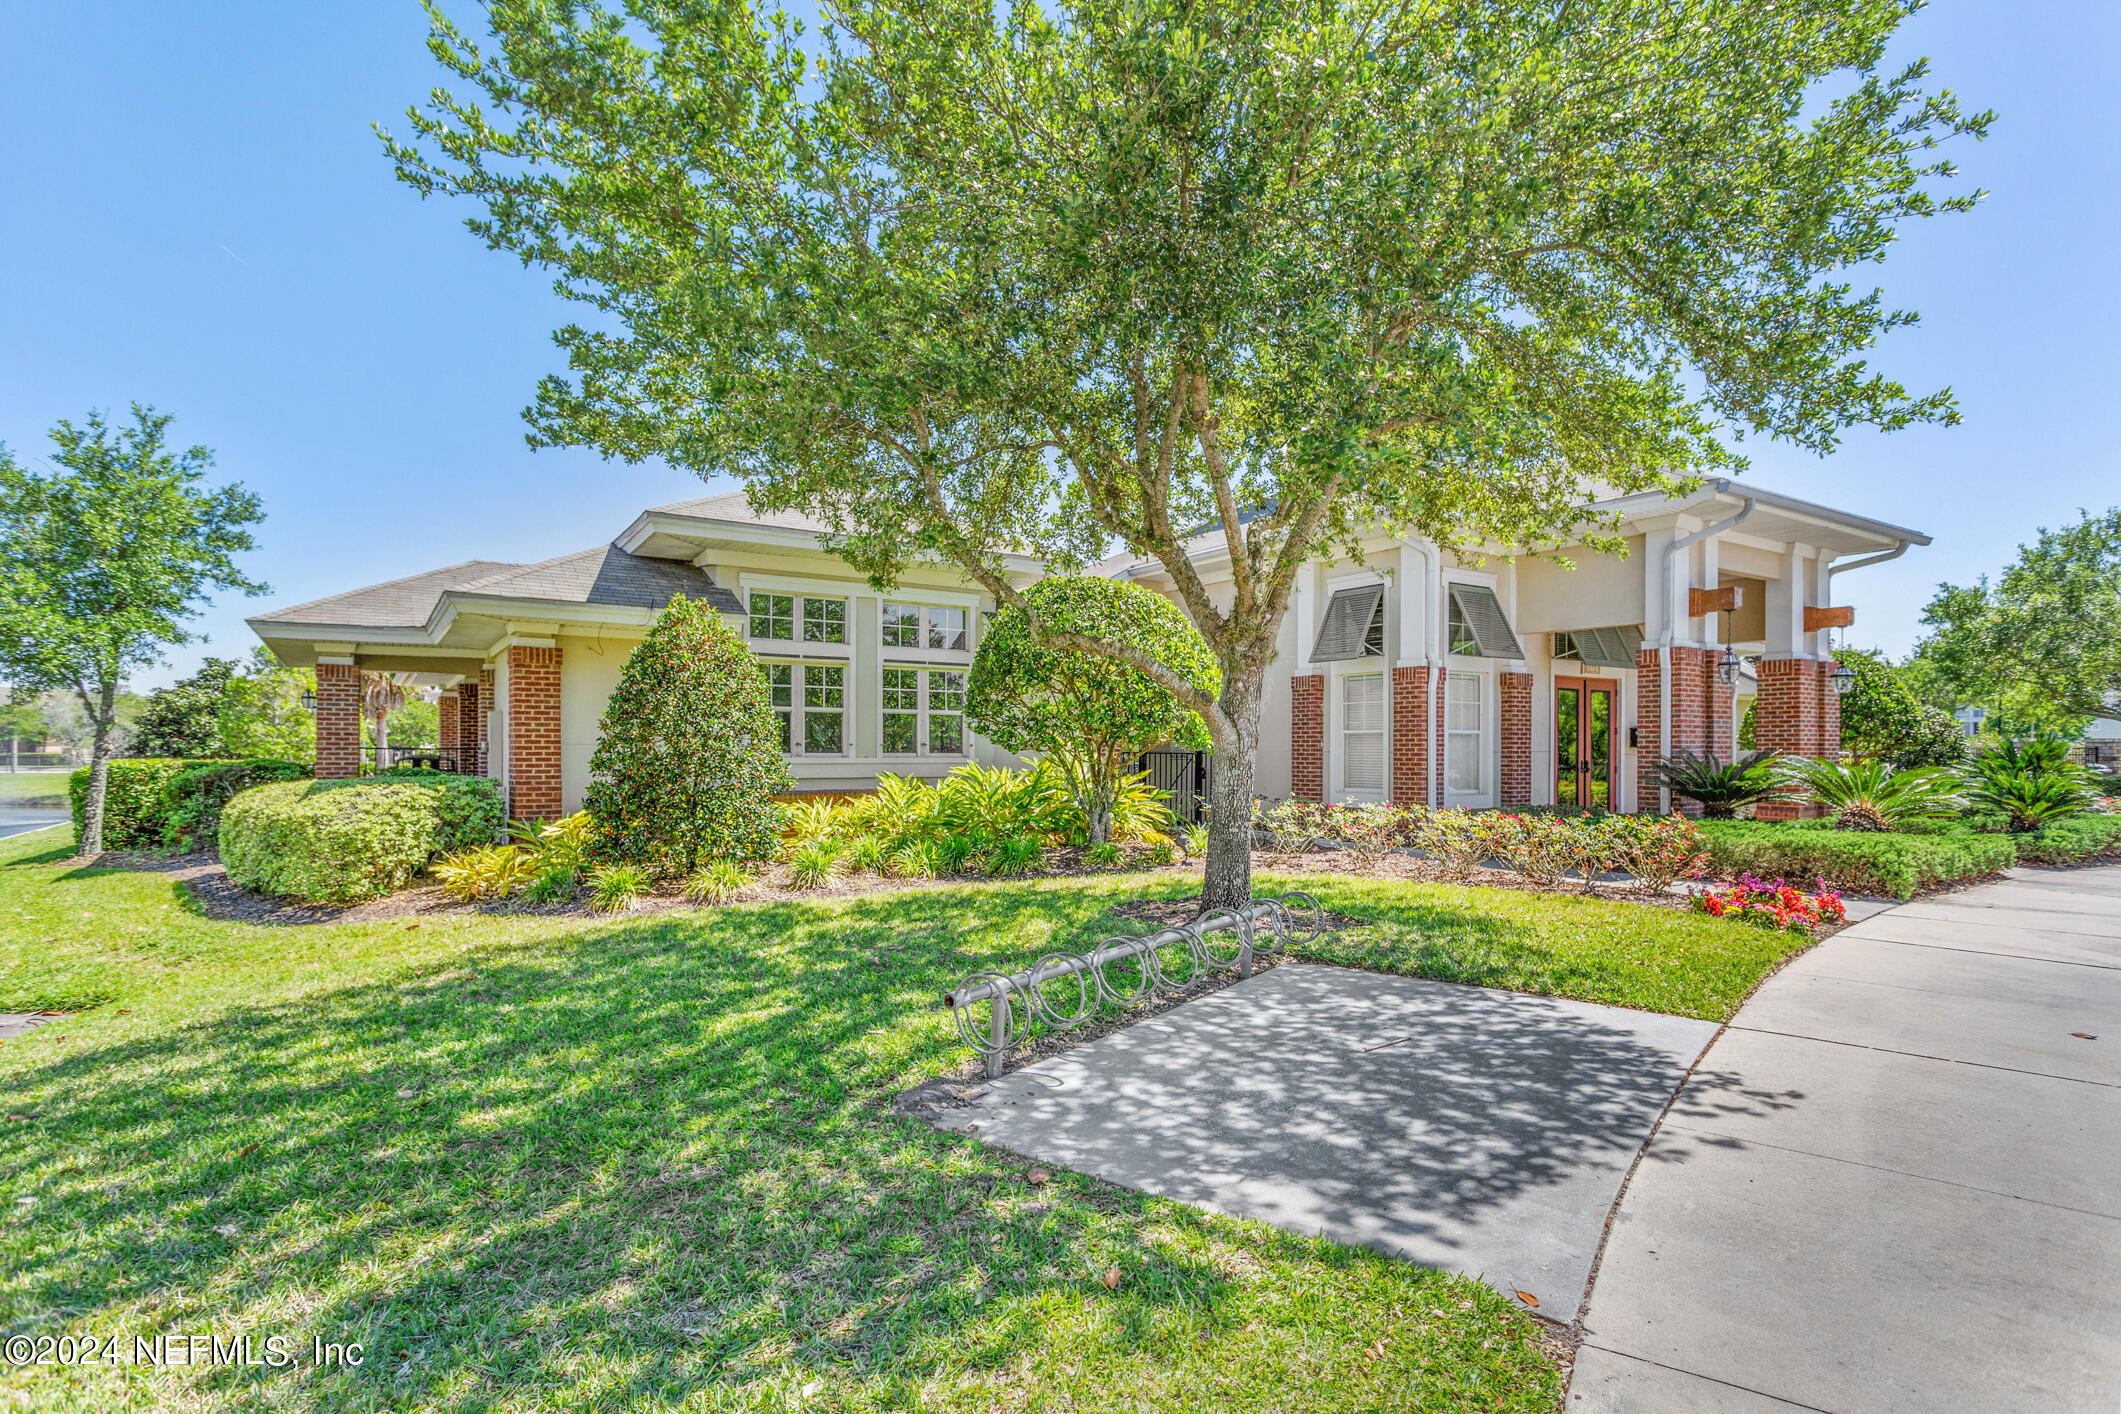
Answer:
xmin=365 ymin=745 xmax=460 ymax=772
xmin=1135 ymin=748 xmax=1212 ymax=823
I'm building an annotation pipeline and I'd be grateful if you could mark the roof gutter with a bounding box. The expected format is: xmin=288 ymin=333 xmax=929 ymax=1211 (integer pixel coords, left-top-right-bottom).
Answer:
xmin=1659 ymin=487 xmax=1755 ymax=814
xmin=1828 ymin=539 xmax=1911 ymax=576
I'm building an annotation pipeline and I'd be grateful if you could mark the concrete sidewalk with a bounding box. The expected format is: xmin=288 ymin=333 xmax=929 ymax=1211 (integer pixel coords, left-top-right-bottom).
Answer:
xmin=1575 ymin=866 xmax=2121 ymax=1413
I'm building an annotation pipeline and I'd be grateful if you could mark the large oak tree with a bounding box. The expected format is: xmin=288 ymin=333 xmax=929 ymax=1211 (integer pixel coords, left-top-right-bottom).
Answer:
xmin=386 ymin=0 xmax=1986 ymax=904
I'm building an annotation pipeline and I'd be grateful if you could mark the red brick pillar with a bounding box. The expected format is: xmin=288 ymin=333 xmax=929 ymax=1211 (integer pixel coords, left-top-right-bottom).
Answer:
xmin=1499 ymin=671 xmax=1533 ymax=807
xmin=506 ymin=645 xmax=564 ymax=820
xmin=1391 ymin=666 xmax=1433 ymax=808
xmin=437 ymin=690 xmax=461 ymax=770
xmin=1753 ymin=657 xmax=1839 ymax=819
xmin=314 ymin=661 xmax=361 ymax=779
xmin=476 ymin=669 xmax=494 ymax=777
xmin=1637 ymin=647 xmax=1722 ymax=814
xmin=1635 ymin=649 xmax=1663 ymax=812
xmin=1291 ymin=674 xmax=1324 ymax=801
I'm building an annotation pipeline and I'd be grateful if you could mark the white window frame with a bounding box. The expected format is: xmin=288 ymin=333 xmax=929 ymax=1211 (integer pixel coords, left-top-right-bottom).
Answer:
xmin=762 ymin=660 xmax=848 ymax=757
xmin=880 ymin=666 xmax=968 ymax=758
xmin=1334 ymin=669 xmax=1389 ymax=803
xmin=882 ymin=601 xmax=971 ymax=656
xmin=1443 ymin=667 xmax=1494 ymax=805
xmin=747 ymin=589 xmax=849 ymax=652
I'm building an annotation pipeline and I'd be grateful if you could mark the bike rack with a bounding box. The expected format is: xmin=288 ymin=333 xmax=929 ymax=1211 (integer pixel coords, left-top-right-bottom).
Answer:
xmin=942 ymin=891 xmax=1324 ymax=1078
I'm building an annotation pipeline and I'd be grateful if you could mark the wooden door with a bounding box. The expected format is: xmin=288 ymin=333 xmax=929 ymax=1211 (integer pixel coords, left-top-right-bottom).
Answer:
xmin=1554 ymin=677 xmax=1618 ymax=810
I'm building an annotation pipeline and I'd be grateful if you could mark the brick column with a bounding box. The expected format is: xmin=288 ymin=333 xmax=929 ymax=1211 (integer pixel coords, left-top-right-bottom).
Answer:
xmin=1291 ymin=674 xmax=1324 ymax=802
xmin=1391 ymin=666 xmax=1433 ymax=808
xmin=476 ymin=669 xmax=494 ymax=777
xmin=1753 ymin=657 xmax=1840 ymax=820
xmin=506 ymin=645 xmax=564 ymax=820
xmin=1499 ymin=671 xmax=1533 ymax=807
xmin=314 ymin=661 xmax=361 ymax=779
xmin=437 ymin=690 xmax=462 ymax=771
xmin=1636 ymin=647 xmax=1724 ymax=814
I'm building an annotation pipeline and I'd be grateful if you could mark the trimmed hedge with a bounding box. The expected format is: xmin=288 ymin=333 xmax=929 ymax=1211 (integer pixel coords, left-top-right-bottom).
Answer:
xmin=219 ymin=775 xmax=505 ymax=903
xmin=1697 ymin=820 xmax=2017 ymax=900
xmin=2015 ymin=813 xmax=2121 ymax=866
xmin=161 ymin=758 xmax=313 ymax=849
xmin=70 ymin=758 xmax=221 ymax=849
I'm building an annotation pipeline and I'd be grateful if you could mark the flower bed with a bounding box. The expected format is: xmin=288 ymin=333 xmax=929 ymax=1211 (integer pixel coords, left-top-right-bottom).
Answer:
xmin=1691 ymin=875 xmax=1848 ymax=933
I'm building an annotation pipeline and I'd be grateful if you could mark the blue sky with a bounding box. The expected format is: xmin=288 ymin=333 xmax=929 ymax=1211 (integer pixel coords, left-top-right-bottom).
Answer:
xmin=3 ymin=2 xmax=2115 ymax=689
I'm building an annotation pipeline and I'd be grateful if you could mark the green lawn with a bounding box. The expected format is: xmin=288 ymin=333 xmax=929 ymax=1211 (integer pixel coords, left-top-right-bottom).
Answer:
xmin=0 ymin=771 xmax=69 ymax=807
xmin=0 ymin=825 xmax=1808 ymax=1412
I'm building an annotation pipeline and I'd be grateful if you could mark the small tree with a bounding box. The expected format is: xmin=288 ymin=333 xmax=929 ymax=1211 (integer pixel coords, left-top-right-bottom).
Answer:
xmin=0 ymin=406 xmax=264 ymax=854
xmin=132 ymin=657 xmax=242 ymax=758
xmin=584 ymin=596 xmax=790 ymax=874
xmin=218 ymin=647 xmax=317 ymax=762
xmin=969 ymin=579 xmax=1219 ymax=843
xmin=1836 ymin=649 xmax=1966 ymax=769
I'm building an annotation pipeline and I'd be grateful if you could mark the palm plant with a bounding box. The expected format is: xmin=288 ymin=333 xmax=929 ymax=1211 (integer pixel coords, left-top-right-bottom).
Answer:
xmin=1778 ymin=757 xmax=1962 ymax=832
xmin=360 ymin=670 xmax=408 ymax=766
xmin=1960 ymin=738 xmax=2096 ymax=832
xmin=1647 ymin=751 xmax=1782 ymax=818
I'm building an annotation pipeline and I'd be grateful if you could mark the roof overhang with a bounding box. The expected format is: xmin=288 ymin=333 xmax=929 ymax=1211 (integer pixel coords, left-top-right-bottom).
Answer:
xmin=1588 ymin=478 xmax=1930 ymax=558
xmin=617 ymin=506 xmax=1047 ymax=578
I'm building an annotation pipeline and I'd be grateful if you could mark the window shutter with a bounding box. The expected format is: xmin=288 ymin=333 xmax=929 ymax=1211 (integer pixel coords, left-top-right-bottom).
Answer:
xmin=1310 ymin=584 xmax=1387 ymax=662
xmin=1445 ymin=584 xmax=1523 ymax=659
xmin=1575 ymin=625 xmax=1643 ymax=671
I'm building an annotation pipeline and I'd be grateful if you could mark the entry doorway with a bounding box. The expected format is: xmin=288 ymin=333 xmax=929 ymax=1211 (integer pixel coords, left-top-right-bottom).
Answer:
xmin=1555 ymin=676 xmax=1618 ymax=810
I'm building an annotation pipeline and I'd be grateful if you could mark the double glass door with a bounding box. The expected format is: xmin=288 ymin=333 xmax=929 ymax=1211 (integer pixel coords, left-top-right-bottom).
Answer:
xmin=1555 ymin=677 xmax=1616 ymax=810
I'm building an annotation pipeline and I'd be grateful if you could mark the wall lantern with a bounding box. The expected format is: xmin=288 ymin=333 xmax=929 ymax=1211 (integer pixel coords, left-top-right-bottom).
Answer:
xmin=1830 ymin=659 xmax=1857 ymax=696
xmin=1717 ymin=647 xmax=1741 ymax=686
xmin=299 ymin=688 xmax=317 ymax=713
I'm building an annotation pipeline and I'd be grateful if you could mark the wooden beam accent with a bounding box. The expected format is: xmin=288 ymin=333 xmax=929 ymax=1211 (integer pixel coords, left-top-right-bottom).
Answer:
xmin=1804 ymin=605 xmax=1856 ymax=632
xmin=1689 ymin=585 xmax=1741 ymax=616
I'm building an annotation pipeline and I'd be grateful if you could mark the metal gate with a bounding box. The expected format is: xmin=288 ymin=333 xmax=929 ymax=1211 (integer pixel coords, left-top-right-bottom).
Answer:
xmin=1135 ymin=749 xmax=1213 ymax=823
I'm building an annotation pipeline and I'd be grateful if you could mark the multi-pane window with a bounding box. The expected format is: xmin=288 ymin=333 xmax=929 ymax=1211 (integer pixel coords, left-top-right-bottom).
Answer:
xmin=1447 ymin=595 xmax=1480 ymax=656
xmin=882 ymin=602 xmax=970 ymax=652
xmin=749 ymin=591 xmax=845 ymax=645
xmin=881 ymin=668 xmax=920 ymax=753
xmin=763 ymin=663 xmax=793 ymax=752
xmin=802 ymin=666 xmax=844 ymax=752
xmin=803 ymin=597 xmax=846 ymax=644
xmin=881 ymin=602 xmax=922 ymax=649
xmin=1341 ymin=673 xmax=1385 ymax=796
xmin=1445 ymin=671 xmax=1485 ymax=795
xmin=750 ymin=592 xmax=795 ymax=641
xmin=880 ymin=668 xmax=966 ymax=755
xmin=928 ymin=671 xmax=965 ymax=753
xmin=761 ymin=662 xmax=844 ymax=755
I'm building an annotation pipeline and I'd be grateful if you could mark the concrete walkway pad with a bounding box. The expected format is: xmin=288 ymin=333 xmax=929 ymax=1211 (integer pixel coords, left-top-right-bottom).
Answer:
xmin=932 ymin=963 xmax=1716 ymax=1314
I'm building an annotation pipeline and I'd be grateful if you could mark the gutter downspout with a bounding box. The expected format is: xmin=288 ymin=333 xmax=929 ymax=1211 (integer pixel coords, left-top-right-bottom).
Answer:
xmin=1828 ymin=539 xmax=1909 ymax=577
xmin=1658 ymin=491 xmax=1756 ymax=813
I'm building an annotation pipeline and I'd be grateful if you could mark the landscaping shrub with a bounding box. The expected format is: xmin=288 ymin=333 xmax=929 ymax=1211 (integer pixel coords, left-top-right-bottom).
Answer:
xmin=1777 ymin=757 xmax=1963 ymax=832
xmin=1958 ymin=738 xmax=2098 ymax=832
xmin=1320 ymin=802 xmax=1412 ymax=867
xmin=684 ymin=859 xmax=753 ymax=904
xmin=1835 ymin=649 xmax=1966 ymax=769
xmin=1696 ymin=820 xmax=2016 ymax=899
xmin=585 ymin=596 xmax=791 ymax=875
xmin=1407 ymin=808 xmax=1495 ymax=880
xmin=787 ymin=839 xmax=842 ymax=889
xmin=1254 ymin=797 xmax=1330 ymax=857
xmin=159 ymin=756 xmax=311 ymax=849
xmin=221 ymin=780 xmax=446 ymax=903
xmin=218 ymin=774 xmax=506 ymax=903
xmin=2013 ymin=813 xmax=2121 ymax=866
xmin=1646 ymin=750 xmax=1781 ymax=818
xmin=588 ymin=863 xmax=648 ymax=912
xmin=434 ymin=843 xmax=542 ymax=901
xmin=70 ymin=757 xmax=220 ymax=849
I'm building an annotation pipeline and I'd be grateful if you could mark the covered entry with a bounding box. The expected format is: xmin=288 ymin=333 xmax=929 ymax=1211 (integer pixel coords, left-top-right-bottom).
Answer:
xmin=1555 ymin=676 xmax=1619 ymax=809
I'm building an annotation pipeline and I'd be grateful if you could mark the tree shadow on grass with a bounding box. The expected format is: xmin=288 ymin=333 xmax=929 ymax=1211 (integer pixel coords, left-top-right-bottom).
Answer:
xmin=6 ymin=884 xmax=1518 ymax=1410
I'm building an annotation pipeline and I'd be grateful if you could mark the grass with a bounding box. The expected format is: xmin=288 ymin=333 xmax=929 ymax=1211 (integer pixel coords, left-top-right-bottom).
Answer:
xmin=0 ymin=825 xmax=1811 ymax=1412
xmin=0 ymin=772 xmax=70 ymax=807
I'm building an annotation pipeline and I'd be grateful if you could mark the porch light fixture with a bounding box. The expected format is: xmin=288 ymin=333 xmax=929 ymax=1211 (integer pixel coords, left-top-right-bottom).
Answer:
xmin=1830 ymin=659 xmax=1857 ymax=696
xmin=1717 ymin=647 xmax=1741 ymax=686
xmin=299 ymin=688 xmax=317 ymax=713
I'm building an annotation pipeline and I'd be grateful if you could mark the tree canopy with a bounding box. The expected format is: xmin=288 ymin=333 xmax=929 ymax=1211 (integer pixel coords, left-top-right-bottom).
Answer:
xmin=132 ymin=657 xmax=243 ymax=758
xmin=387 ymin=0 xmax=1986 ymax=902
xmin=1834 ymin=648 xmax=1965 ymax=769
xmin=1908 ymin=508 xmax=2121 ymax=731
xmin=969 ymin=577 xmax=1220 ymax=841
xmin=0 ymin=406 xmax=264 ymax=853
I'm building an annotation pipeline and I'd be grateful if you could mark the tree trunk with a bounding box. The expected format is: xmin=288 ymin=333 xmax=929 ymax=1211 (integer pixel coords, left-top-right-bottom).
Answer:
xmin=375 ymin=711 xmax=389 ymax=772
xmin=1201 ymin=668 xmax=1264 ymax=910
xmin=78 ymin=682 xmax=118 ymax=857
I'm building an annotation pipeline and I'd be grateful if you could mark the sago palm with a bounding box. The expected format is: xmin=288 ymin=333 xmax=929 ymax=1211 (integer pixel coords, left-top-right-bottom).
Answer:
xmin=1779 ymin=757 xmax=1961 ymax=832
xmin=1647 ymin=750 xmax=1782 ymax=818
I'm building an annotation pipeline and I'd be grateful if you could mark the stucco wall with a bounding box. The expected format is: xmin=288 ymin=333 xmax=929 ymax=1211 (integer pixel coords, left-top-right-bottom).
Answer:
xmin=557 ymin=631 xmax=639 ymax=814
xmin=1513 ymin=535 xmax=1647 ymax=633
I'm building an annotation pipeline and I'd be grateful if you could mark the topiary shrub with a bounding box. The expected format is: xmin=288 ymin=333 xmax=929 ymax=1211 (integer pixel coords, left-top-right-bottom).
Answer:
xmin=69 ymin=758 xmax=221 ymax=849
xmin=967 ymin=577 xmax=1221 ymax=844
xmin=220 ymin=780 xmax=443 ymax=903
xmin=160 ymin=757 xmax=313 ymax=849
xmin=585 ymin=595 xmax=791 ymax=875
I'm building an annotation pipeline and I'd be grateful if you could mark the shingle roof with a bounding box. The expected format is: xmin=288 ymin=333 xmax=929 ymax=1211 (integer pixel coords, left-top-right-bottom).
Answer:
xmin=454 ymin=543 xmax=743 ymax=614
xmin=650 ymin=490 xmax=830 ymax=534
xmin=251 ymin=560 xmax=525 ymax=628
